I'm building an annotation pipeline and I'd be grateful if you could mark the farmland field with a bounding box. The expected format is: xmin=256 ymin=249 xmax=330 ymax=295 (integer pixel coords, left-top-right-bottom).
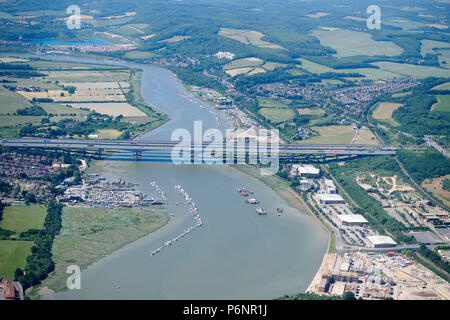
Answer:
xmin=94 ymin=129 xmax=123 ymax=139
xmin=0 ymin=115 xmax=43 ymax=127
xmin=297 ymin=108 xmax=325 ymax=116
xmin=124 ymin=51 xmax=157 ymax=60
xmin=225 ymin=67 xmax=253 ymax=77
xmin=114 ymin=24 xmax=149 ymax=36
xmin=0 ymin=205 xmax=47 ymax=233
xmin=420 ymin=40 xmax=450 ymax=57
xmin=392 ymin=92 xmax=412 ymax=98
xmin=223 ymin=57 xmax=263 ymax=70
xmin=219 ymin=27 xmax=284 ymax=50
xmin=39 ymin=103 xmax=89 ymax=115
xmin=0 ymin=240 xmax=33 ymax=280
xmin=432 ymin=82 xmax=450 ymax=90
xmin=247 ymin=68 xmax=266 ymax=76
xmin=300 ymin=125 xmax=355 ymax=144
xmin=69 ymin=102 xmax=147 ymax=117
xmin=0 ymin=86 xmax=31 ymax=114
xmin=297 ymin=58 xmax=334 ymax=73
xmin=258 ymin=97 xmax=290 ymax=109
xmin=311 ymin=28 xmax=403 ymax=57
xmin=372 ymin=61 xmax=450 ymax=78
xmin=261 ymin=62 xmax=287 ymax=71
xmin=373 ymin=102 xmax=404 ymax=120
xmin=431 ymin=95 xmax=450 ymax=113
xmin=296 ymin=58 xmax=400 ymax=79
xmin=354 ymin=129 xmax=379 ymax=145
xmin=259 ymin=108 xmax=295 ymax=123
xmin=43 ymin=70 xmax=130 ymax=82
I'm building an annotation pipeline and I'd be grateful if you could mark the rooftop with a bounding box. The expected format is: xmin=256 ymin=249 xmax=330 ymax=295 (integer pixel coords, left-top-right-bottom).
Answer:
xmin=367 ymin=235 xmax=397 ymax=246
xmin=337 ymin=214 xmax=369 ymax=224
xmin=318 ymin=194 xmax=344 ymax=202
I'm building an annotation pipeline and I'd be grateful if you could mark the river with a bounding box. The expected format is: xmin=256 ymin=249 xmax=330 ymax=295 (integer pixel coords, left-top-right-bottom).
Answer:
xmin=3 ymin=53 xmax=329 ymax=299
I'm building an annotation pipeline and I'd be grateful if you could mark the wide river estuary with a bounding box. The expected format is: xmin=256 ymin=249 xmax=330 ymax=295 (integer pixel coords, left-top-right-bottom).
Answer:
xmin=12 ymin=54 xmax=329 ymax=299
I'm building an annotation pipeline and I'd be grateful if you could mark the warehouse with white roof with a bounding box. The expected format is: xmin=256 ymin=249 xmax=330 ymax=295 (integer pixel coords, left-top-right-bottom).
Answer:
xmin=318 ymin=194 xmax=345 ymax=204
xmin=337 ymin=214 xmax=369 ymax=226
xmin=367 ymin=235 xmax=397 ymax=248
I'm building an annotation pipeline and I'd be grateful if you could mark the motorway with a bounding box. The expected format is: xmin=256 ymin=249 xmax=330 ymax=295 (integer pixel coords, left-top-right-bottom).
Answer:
xmin=0 ymin=138 xmax=424 ymax=157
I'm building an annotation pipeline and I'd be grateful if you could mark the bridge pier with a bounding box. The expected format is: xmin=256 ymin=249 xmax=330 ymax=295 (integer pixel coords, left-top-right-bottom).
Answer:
xmin=134 ymin=151 xmax=142 ymax=161
xmin=98 ymin=148 xmax=103 ymax=159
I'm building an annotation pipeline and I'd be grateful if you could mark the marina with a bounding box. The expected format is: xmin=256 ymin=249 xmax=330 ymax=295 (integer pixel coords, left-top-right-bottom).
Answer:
xmin=150 ymin=184 xmax=203 ymax=256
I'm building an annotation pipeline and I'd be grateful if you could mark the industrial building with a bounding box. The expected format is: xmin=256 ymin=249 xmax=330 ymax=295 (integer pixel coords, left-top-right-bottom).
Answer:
xmin=324 ymin=179 xmax=337 ymax=194
xmin=318 ymin=194 xmax=345 ymax=205
xmin=367 ymin=235 xmax=397 ymax=248
xmin=337 ymin=214 xmax=369 ymax=226
xmin=292 ymin=164 xmax=320 ymax=177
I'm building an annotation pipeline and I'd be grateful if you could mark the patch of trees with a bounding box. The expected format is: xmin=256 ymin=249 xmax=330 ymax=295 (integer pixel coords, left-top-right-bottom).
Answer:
xmin=392 ymin=93 xmax=450 ymax=137
xmin=442 ymin=179 xmax=450 ymax=192
xmin=14 ymin=202 xmax=63 ymax=290
xmin=397 ymin=149 xmax=450 ymax=184
xmin=61 ymin=85 xmax=76 ymax=94
xmin=418 ymin=244 xmax=450 ymax=275
xmin=50 ymin=165 xmax=81 ymax=186
xmin=32 ymin=98 xmax=54 ymax=103
xmin=0 ymin=202 xmax=14 ymax=240
xmin=16 ymin=105 xmax=48 ymax=116
xmin=0 ymin=180 xmax=12 ymax=195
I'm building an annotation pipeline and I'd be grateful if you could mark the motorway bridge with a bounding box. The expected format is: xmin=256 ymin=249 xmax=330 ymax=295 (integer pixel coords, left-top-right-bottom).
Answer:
xmin=0 ymin=138 xmax=423 ymax=161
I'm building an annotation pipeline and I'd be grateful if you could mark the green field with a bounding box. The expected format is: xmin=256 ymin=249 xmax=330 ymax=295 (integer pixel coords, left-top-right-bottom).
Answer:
xmin=296 ymin=58 xmax=400 ymax=79
xmin=95 ymin=17 xmax=135 ymax=27
xmin=392 ymin=92 xmax=412 ymax=98
xmin=373 ymin=102 xmax=404 ymax=120
xmin=114 ymin=24 xmax=149 ymax=36
xmin=432 ymin=82 xmax=450 ymax=90
xmin=354 ymin=129 xmax=379 ymax=145
xmin=297 ymin=58 xmax=334 ymax=73
xmin=124 ymin=51 xmax=158 ymax=60
xmin=297 ymin=108 xmax=325 ymax=116
xmin=224 ymin=58 xmax=263 ymax=70
xmin=0 ymin=205 xmax=47 ymax=233
xmin=0 ymin=11 xmax=14 ymax=19
xmin=300 ymin=125 xmax=355 ymax=144
xmin=40 ymin=103 xmax=89 ymax=115
xmin=421 ymin=40 xmax=450 ymax=57
xmin=259 ymin=108 xmax=295 ymax=123
xmin=0 ymin=240 xmax=33 ymax=280
xmin=0 ymin=115 xmax=43 ymax=127
xmin=372 ymin=61 xmax=450 ymax=78
xmin=94 ymin=129 xmax=123 ymax=139
xmin=432 ymin=95 xmax=450 ymax=112
xmin=258 ymin=97 xmax=290 ymax=109
xmin=0 ymin=87 xmax=32 ymax=114
xmin=311 ymin=28 xmax=403 ymax=57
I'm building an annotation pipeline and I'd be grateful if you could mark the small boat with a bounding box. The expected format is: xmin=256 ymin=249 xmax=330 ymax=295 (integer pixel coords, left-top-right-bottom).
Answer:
xmin=277 ymin=208 xmax=284 ymax=213
xmin=256 ymin=208 xmax=267 ymax=215
xmin=244 ymin=198 xmax=259 ymax=204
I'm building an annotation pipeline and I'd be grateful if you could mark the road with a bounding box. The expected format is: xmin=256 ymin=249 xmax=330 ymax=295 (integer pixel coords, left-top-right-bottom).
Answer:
xmin=426 ymin=136 xmax=450 ymax=159
xmin=0 ymin=138 xmax=424 ymax=157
